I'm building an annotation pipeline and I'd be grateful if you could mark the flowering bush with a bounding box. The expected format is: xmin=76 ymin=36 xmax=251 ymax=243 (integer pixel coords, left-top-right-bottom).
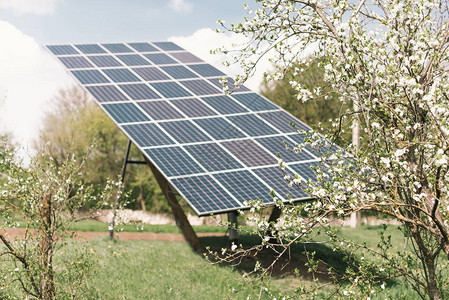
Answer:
xmin=0 ymin=139 xmax=116 ymax=299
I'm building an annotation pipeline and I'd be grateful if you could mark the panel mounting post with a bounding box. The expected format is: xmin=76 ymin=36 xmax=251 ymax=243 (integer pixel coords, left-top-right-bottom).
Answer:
xmin=228 ymin=211 xmax=239 ymax=247
xmin=109 ymin=140 xmax=132 ymax=240
xmin=267 ymin=206 xmax=282 ymax=244
xmin=146 ymin=160 xmax=204 ymax=253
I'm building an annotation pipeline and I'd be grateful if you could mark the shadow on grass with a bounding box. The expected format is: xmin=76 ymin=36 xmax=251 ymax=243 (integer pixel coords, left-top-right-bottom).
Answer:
xmin=199 ymin=233 xmax=349 ymax=282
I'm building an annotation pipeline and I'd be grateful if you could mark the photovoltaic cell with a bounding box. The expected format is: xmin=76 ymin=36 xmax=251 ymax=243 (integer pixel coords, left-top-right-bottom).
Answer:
xmin=71 ymin=70 xmax=109 ymax=84
xmin=170 ymin=52 xmax=203 ymax=63
xmin=221 ymin=139 xmax=277 ymax=167
xmin=259 ymin=111 xmax=311 ymax=132
xmin=227 ymin=114 xmax=278 ymax=137
xmin=194 ymin=118 xmax=246 ymax=140
xmin=287 ymin=161 xmax=321 ymax=182
xmin=256 ymin=136 xmax=315 ymax=162
xmin=150 ymin=82 xmax=192 ymax=98
xmin=122 ymin=123 xmax=174 ymax=147
xmin=160 ymin=65 xmax=198 ymax=79
xmin=232 ymin=93 xmax=278 ymax=111
xmin=116 ymin=54 xmax=151 ymax=66
xmin=171 ymin=175 xmax=239 ymax=215
xmin=88 ymin=55 xmax=123 ymax=67
xmin=137 ymin=101 xmax=184 ymax=120
xmin=201 ymin=95 xmax=248 ymax=115
xmin=75 ymin=44 xmax=106 ymax=54
xmin=171 ymin=98 xmax=216 ymax=117
xmin=253 ymin=167 xmax=309 ymax=200
xmin=207 ymin=77 xmax=251 ymax=92
xmin=47 ymin=45 xmax=79 ymax=55
xmin=102 ymin=43 xmax=133 ymax=53
xmin=188 ymin=64 xmax=225 ymax=77
xmin=285 ymin=134 xmax=325 ymax=157
xmin=128 ymin=42 xmax=158 ymax=52
xmin=179 ymin=79 xmax=220 ymax=96
xmin=133 ymin=67 xmax=170 ymax=81
xmin=119 ymin=83 xmax=160 ymax=100
xmin=58 ymin=56 xmax=93 ymax=69
xmin=86 ymin=85 xmax=128 ymax=102
xmin=153 ymin=41 xmax=184 ymax=51
xmin=160 ymin=120 xmax=211 ymax=143
xmin=103 ymin=68 xmax=140 ymax=82
xmin=144 ymin=53 xmax=177 ymax=65
xmin=102 ymin=103 xmax=150 ymax=123
xmin=145 ymin=147 xmax=204 ymax=177
xmin=214 ymin=170 xmax=273 ymax=204
xmin=184 ymin=143 xmax=244 ymax=172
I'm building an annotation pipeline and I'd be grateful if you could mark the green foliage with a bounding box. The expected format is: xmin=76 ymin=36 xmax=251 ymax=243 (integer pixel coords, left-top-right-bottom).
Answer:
xmin=35 ymin=86 xmax=167 ymax=212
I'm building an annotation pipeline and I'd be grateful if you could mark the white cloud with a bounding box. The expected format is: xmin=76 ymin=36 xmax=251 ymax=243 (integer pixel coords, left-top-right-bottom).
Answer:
xmin=0 ymin=0 xmax=62 ymax=15
xmin=0 ymin=21 xmax=71 ymax=152
xmin=169 ymin=28 xmax=275 ymax=92
xmin=168 ymin=0 xmax=193 ymax=13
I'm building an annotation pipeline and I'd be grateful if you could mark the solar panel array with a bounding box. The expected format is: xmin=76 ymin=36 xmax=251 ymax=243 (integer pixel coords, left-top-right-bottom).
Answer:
xmin=46 ymin=41 xmax=322 ymax=216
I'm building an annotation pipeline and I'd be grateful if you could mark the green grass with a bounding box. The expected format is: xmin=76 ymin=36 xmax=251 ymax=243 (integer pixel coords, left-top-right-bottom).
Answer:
xmin=1 ymin=238 xmax=282 ymax=299
xmin=0 ymin=224 xmax=424 ymax=299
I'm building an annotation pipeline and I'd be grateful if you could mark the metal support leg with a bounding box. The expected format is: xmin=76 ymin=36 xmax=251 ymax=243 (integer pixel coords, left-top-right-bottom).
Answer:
xmin=109 ymin=140 xmax=132 ymax=239
xmin=228 ymin=211 xmax=239 ymax=247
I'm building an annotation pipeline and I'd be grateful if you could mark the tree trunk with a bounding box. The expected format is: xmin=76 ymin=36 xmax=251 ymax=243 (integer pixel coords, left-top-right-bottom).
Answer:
xmin=139 ymin=186 xmax=146 ymax=211
xmin=425 ymin=257 xmax=439 ymax=300
xmin=39 ymin=194 xmax=55 ymax=299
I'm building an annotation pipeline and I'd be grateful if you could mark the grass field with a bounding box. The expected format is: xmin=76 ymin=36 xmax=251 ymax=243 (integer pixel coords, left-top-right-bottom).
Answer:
xmin=0 ymin=224 xmax=422 ymax=299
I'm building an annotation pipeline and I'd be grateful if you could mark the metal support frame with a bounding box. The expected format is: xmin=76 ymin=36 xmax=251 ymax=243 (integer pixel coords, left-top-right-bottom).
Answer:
xmin=109 ymin=140 xmax=157 ymax=239
xmin=228 ymin=211 xmax=239 ymax=246
xmin=109 ymin=140 xmax=204 ymax=253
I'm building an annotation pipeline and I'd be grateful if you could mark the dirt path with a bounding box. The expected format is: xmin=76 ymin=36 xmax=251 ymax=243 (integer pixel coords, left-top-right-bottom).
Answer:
xmin=1 ymin=228 xmax=225 ymax=242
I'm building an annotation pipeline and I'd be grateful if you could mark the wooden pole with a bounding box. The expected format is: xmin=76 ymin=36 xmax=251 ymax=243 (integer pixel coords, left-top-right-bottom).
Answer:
xmin=146 ymin=160 xmax=204 ymax=253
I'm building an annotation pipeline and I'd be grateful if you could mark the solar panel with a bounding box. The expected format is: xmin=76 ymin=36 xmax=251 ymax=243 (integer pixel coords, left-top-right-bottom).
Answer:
xmin=255 ymin=136 xmax=315 ymax=162
xmin=122 ymin=123 xmax=175 ymax=147
xmin=137 ymin=101 xmax=184 ymax=120
xmin=171 ymin=98 xmax=216 ymax=117
xmin=58 ymin=56 xmax=93 ymax=69
xmin=227 ymin=114 xmax=278 ymax=137
xmin=102 ymin=43 xmax=133 ymax=53
xmin=86 ymin=85 xmax=128 ymax=102
xmin=133 ymin=67 xmax=169 ymax=81
xmin=161 ymin=65 xmax=198 ymax=79
xmin=201 ymin=95 xmax=248 ymax=114
xmin=102 ymin=103 xmax=150 ymax=123
xmin=88 ymin=55 xmax=123 ymax=67
xmin=184 ymin=143 xmax=244 ymax=172
xmin=221 ymin=139 xmax=278 ymax=167
xmin=116 ymin=54 xmax=151 ymax=66
xmin=159 ymin=120 xmax=211 ymax=143
xmin=118 ymin=83 xmax=160 ymax=100
xmin=213 ymin=170 xmax=273 ymax=204
xmin=47 ymin=41 xmax=321 ymax=215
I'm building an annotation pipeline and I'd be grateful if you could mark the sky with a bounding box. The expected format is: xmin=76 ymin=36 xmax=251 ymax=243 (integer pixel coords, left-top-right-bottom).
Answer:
xmin=0 ymin=0 xmax=274 ymax=152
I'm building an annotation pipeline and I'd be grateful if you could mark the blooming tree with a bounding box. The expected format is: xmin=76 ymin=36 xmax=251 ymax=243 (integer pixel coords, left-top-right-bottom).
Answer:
xmin=218 ymin=0 xmax=449 ymax=298
xmin=0 ymin=140 xmax=116 ymax=299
